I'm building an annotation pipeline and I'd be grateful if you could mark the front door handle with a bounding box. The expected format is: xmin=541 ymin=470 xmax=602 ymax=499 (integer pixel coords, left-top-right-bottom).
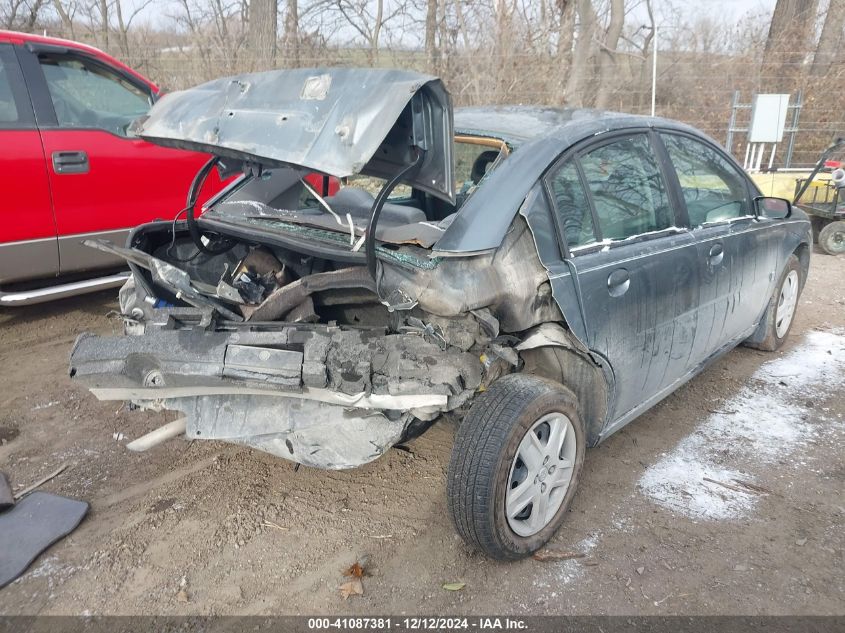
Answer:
xmin=52 ymin=150 xmax=89 ymax=174
xmin=607 ymin=268 xmax=630 ymax=297
xmin=708 ymin=242 xmax=724 ymax=266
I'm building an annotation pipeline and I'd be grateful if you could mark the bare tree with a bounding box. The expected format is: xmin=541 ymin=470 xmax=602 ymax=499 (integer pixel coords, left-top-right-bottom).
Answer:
xmin=249 ymin=0 xmax=278 ymax=68
xmin=564 ymin=0 xmax=596 ymax=106
xmin=2 ymin=0 xmax=47 ymax=30
xmin=283 ymin=0 xmax=299 ymax=66
xmin=593 ymin=0 xmax=625 ymax=108
xmin=811 ymin=0 xmax=845 ymax=76
xmin=763 ymin=0 xmax=819 ymax=90
xmin=424 ymin=0 xmax=440 ymax=72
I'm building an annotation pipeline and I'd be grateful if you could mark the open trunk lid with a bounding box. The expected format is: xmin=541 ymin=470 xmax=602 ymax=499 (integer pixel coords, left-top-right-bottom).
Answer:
xmin=133 ymin=68 xmax=455 ymax=203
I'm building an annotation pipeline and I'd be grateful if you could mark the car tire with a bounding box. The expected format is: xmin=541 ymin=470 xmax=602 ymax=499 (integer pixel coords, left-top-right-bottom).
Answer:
xmin=818 ymin=220 xmax=845 ymax=256
xmin=746 ymin=254 xmax=802 ymax=352
xmin=446 ymin=373 xmax=585 ymax=560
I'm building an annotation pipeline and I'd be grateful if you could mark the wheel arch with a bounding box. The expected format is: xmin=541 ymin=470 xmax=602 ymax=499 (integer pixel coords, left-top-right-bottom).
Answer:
xmin=793 ymin=240 xmax=811 ymax=289
xmin=517 ymin=323 xmax=610 ymax=446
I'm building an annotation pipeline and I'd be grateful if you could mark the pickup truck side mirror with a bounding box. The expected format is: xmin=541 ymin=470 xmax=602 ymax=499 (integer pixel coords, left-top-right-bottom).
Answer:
xmin=755 ymin=196 xmax=792 ymax=219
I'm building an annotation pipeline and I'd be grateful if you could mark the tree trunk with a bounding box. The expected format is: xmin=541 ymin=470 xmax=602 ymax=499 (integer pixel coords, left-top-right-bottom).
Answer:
xmin=98 ymin=0 xmax=109 ymax=48
xmin=425 ymin=0 xmax=438 ymax=72
xmin=249 ymin=0 xmax=277 ymax=69
xmin=51 ymin=0 xmax=74 ymax=38
xmin=811 ymin=0 xmax=845 ymax=76
xmin=370 ymin=0 xmax=383 ymax=65
xmin=284 ymin=0 xmax=298 ymax=67
xmin=593 ymin=0 xmax=624 ymax=109
xmin=564 ymin=0 xmax=597 ymax=107
xmin=764 ymin=0 xmax=818 ymax=90
xmin=556 ymin=0 xmax=575 ymax=101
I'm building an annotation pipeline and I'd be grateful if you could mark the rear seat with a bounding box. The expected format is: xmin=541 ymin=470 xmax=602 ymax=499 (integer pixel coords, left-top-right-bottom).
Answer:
xmin=324 ymin=187 xmax=426 ymax=225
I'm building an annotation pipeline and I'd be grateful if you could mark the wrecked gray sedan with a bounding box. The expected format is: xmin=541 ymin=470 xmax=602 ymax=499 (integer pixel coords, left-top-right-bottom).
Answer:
xmin=70 ymin=68 xmax=812 ymax=559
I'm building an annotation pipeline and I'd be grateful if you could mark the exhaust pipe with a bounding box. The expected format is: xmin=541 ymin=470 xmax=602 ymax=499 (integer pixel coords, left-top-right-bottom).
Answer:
xmin=0 ymin=272 xmax=129 ymax=307
xmin=126 ymin=418 xmax=187 ymax=452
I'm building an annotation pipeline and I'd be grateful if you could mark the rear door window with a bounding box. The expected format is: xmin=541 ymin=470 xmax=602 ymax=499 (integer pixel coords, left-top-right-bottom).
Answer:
xmin=660 ymin=133 xmax=751 ymax=225
xmin=579 ymin=134 xmax=674 ymax=240
xmin=546 ymin=161 xmax=598 ymax=249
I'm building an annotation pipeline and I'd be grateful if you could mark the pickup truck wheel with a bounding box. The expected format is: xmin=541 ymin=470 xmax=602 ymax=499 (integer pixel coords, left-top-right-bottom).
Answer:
xmin=446 ymin=374 xmax=585 ymax=560
xmin=747 ymin=254 xmax=802 ymax=352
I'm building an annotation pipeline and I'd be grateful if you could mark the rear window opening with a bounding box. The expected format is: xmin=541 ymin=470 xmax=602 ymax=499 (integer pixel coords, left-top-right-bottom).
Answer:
xmin=204 ymin=135 xmax=511 ymax=251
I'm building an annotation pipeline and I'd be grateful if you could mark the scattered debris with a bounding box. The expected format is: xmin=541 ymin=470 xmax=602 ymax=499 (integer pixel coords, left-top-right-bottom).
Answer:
xmin=13 ymin=463 xmax=69 ymax=500
xmin=732 ymin=479 xmax=774 ymax=495
xmin=112 ymin=432 xmax=125 ymax=441
xmin=343 ymin=558 xmax=369 ymax=578
xmin=795 ymin=538 xmax=808 ymax=546
xmin=442 ymin=582 xmax=465 ymax=591
xmin=340 ymin=578 xmax=364 ymax=599
xmin=532 ymin=549 xmax=586 ymax=562
xmin=733 ymin=564 xmax=750 ymax=572
xmin=262 ymin=520 xmax=289 ymax=532
xmin=702 ymin=477 xmax=756 ymax=495
xmin=636 ymin=566 xmax=645 ymax=575
xmin=176 ymin=589 xmax=190 ymax=603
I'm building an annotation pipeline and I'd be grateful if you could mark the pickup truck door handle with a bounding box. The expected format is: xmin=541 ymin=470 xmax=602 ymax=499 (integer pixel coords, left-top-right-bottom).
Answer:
xmin=52 ymin=150 xmax=89 ymax=175
xmin=607 ymin=268 xmax=630 ymax=297
xmin=708 ymin=243 xmax=724 ymax=266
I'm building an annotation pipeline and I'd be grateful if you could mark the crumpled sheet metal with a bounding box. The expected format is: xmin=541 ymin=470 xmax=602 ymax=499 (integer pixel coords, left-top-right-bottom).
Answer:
xmin=173 ymin=394 xmax=407 ymax=469
xmin=134 ymin=68 xmax=455 ymax=203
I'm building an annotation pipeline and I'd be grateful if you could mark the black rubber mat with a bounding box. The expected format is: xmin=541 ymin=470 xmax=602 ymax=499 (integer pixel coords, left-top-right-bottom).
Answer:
xmin=0 ymin=491 xmax=88 ymax=588
xmin=0 ymin=473 xmax=12 ymax=512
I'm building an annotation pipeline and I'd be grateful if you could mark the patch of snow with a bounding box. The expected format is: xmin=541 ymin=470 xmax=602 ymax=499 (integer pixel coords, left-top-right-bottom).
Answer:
xmin=32 ymin=401 xmax=59 ymax=411
xmin=535 ymin=532 xmax=601 ymax=589
xmin=639 ymin=330 xmax=845 ymax=521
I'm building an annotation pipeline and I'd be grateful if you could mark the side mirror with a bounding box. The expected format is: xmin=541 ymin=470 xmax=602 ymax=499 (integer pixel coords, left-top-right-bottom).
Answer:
xmin=755 ymin=196 xmax=792 ymax=219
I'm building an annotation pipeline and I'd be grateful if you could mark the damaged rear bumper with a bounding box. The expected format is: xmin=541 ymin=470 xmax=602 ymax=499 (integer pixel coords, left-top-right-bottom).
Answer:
xmin=70 ymin=323 xmax=482 ymax=469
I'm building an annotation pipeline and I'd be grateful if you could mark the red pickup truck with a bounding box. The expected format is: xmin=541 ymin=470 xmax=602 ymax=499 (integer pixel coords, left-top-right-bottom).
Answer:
xmin=0 ymin=30 xmax=230 ymax=305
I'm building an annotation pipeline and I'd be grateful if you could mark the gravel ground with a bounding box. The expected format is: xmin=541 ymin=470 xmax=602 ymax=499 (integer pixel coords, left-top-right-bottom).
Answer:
xmin=0 ymin=251 xmax=843 ymax=616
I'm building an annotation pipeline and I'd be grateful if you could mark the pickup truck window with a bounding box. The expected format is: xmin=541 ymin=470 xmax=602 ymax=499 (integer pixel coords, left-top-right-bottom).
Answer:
xmin=38 ymin=55 xmax=151 ymax=136
xmin=0 ymin=55 xmax=19 ymax=123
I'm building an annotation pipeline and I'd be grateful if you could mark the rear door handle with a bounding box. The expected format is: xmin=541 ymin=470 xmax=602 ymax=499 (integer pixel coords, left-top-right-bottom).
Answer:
xmin=708 ymin=242 xmax=724 ymax=266
xmin=607 ymin=268 xmax=630 ymax=297
xmin=52 ymin=150 xmax=89 ymax=174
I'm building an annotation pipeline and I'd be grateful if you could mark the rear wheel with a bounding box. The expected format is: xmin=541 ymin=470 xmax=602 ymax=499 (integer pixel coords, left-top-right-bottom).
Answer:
xmin=746 ymin=254 xmax=802 ymax=352
xmin=446 ymin=374 xmax=585 ymax=560
xmin=818 ymin=220 xmax=845 ymax=255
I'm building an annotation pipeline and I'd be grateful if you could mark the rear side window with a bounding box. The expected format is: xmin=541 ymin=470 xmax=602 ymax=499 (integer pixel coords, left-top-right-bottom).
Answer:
xmin=39 ymin=55 xmax=151 ymax=135
xmin=579 ymin=134 xmax=673 ymax=240
xmin=0 ymin=53 xmax=20 ymax=123
xmin=661 ymin=133 xmax=750 ymax=225
xmin=547 ymin=161 xmax=597 ymax=249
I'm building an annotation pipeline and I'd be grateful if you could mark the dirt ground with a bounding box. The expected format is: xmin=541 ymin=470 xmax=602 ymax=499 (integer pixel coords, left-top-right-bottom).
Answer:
xmin=0 ymin=251 xmax=843 ymax=616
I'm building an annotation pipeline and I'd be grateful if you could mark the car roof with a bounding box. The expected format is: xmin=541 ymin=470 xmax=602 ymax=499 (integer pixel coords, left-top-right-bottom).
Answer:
xmin=0 ymin=30 xmax=157 ymax=91
xmin=438 ymin=107 xmax=728 ymax=254
xmin=454 ymin=105 xmax=698 ymax=146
